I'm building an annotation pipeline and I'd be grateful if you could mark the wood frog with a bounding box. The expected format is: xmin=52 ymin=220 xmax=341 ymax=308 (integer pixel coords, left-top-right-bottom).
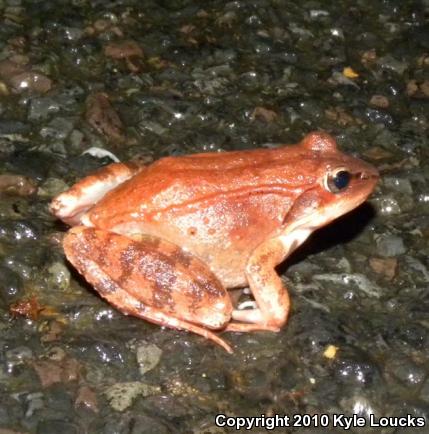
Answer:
xmin=50 ymin=132 xmax=378 ymax=352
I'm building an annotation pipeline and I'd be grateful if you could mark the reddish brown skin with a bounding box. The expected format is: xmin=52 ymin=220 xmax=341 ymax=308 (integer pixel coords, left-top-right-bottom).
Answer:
xmin=51 ymin=132 xmax=379 ymax=352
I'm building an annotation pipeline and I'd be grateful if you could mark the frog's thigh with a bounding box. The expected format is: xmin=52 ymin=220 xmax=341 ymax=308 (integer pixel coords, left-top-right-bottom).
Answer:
xmin=232 ymin=233 xmax=307 ymax=328
xmin=63 ymin=227 xmax=233 ymax=352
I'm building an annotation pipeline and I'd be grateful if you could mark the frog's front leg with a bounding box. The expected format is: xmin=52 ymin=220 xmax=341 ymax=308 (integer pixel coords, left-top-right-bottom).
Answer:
xmin=230 ymin=229 xmax=312 ymax=329
xmin=63 ymin=227 xmax=234 ymax=352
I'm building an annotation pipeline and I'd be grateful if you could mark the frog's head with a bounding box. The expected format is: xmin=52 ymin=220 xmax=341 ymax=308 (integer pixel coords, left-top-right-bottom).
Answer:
xmin=283 ymin=132 xmax=379 ymax=233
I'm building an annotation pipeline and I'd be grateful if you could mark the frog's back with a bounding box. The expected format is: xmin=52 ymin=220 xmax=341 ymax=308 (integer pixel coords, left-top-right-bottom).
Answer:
xmin=87 ymin=144 xmax=321 ymax=229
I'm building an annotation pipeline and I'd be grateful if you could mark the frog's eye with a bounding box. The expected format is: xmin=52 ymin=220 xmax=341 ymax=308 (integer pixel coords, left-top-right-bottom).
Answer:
xmin=324 ymin=168 xmax=351 ymax=193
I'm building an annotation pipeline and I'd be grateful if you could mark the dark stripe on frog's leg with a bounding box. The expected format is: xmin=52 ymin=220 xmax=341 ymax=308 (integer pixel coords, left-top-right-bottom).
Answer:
xmin=170 ymin=246 xmax=192 ymax=268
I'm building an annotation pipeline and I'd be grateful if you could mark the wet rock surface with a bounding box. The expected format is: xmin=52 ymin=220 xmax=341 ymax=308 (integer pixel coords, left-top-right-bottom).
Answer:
xmin=0 ymin=0 xmax=427 ymax=433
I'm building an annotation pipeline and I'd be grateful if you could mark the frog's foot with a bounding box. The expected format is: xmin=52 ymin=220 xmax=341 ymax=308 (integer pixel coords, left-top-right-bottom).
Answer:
xmin=93 ymin=282 xmax=233 ymax=353
xmin=50 ymin=162 xmax=141 ymax=226
xmin=224 ymin=321 xmax=279 ymax=333
xmin=63 ymin=226 xmax=234 ymax=352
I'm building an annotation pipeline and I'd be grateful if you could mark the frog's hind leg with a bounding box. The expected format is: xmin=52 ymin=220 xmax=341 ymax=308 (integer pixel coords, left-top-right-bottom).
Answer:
xmin=50 ymin=162 xmax=142 ymax=225
xmin=63 ymin=226 xmax=234 ymax=352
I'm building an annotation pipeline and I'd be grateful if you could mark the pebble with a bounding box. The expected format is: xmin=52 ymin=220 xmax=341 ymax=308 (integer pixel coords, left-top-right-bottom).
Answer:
xmin=39 ymin=117 xmax=75 ymax=140
xmin=384 ymin=176 xmax=413 ymax=194
xmin=104 ymin=382 xmax=160 ymax=412
xmin=369 ymin=94 xmax=389 ymax=108
xmin=364 ymin=107 xmax=394 ymax=126
xmin=388 ymin=356 xmax=426 ymax=386
xmin=75 ymin=385 xmax=98 ymax=413
xmin=0 ymin=174 xmax=37 ymax=196
xmin=369 ymin=257 xmax=398 ymax=280
xmin=0 ymin=120 xmax=30 ymax=135
xmin=375 ymin=234 xmax=406 ymax=257
xmin=9 ymin=71 xmax=52 ymax=94
xmin=47 ymin=262 xmax=71 ymax=291
xmin=0 ymin=220 xmax=38 ymax=242
xmin=0 ymin=265 xmax=24 ymax=304
xmin=85 ymin=92 xmax=124 ymax=142
xmin=135 ymin=341 xmax=162 ymax=376
xmin=375 ymin=196 xmax=402 ymax=215
xmin=28 ymin=96 xmax=60 ymax=121
xmin=313 ymin=273 xmax=382 ymax=297
xmin=5 ymin=346 xmax=33 ymax=373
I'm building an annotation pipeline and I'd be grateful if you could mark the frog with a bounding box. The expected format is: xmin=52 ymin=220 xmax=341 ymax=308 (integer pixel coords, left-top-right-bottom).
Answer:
xmin=50 ymin=132 xmax=379 ymax=352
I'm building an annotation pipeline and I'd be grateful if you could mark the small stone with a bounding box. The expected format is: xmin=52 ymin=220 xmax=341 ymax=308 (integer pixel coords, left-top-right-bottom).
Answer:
xmin=369 ymin=94 xmax=389 ymax=108
xmin=47 ymin=262 xmax=71 ymax=291
xmin=46 ymin=347 xmax=66 ymax=362
xmin=104 ymin=40 xmax=144 ymax=59
xmin=369 ymin=257 xmax=398 ymax=280
xmin=377 ymin=55 xmax=408 ymax=74
xmin=104 ymin=382 xmax=160 ymax=412
xmin=313 ymin=273 xmax=382 ymax=298
xmin=406 ymin=79 xmax=429 ymax=98
xmin=37 ymin=178 xmax=69 ymax=198
xmin=32 ymin=360 xmax=62 ymax=387
xmin=136 ymin=342 xmax=162 ymax=375
xmin=325 ymin=107 xmax=358 ymax=126
xmin=375 ymin=234 xmax=406 ymax=257
xmin=365 ymin=107 xmax=394 ymax=126
xmin=421 ymin=80 xmax=429 ymax=97
xmin=25 ymin=392 xmax=44 ymax=418
xmin=63 ymin=27 xmax=84 ymax=41
xmin=0 ymin=120 xmax=30 ymax=135
xmin=104 ymin=40 xmax=144 ymax=72
xmin=389 ymin=356 xmax=426 ymax=386
xmin=0 ymin=265 xmax=24 ymax=304
xmin=85 ymin=92 xmax=124 ymax=142
xmin=0 ymin=174 xmax=36 ymax=196
xmin=384 ymin=176 xmax=413 ymax=194
xmin=40 ymin=321 xmax=64 ymax=343
xmin=9 ymin=71 xmax=52 ymax=93
xmin=406 ymin=79 xmax=419 ymax=97
xmin=361 ymin=48 xmax=377 ymax=66
xmin=250 ymin=106 xmax=278 ymax=123
xmin=93 ymin=19 xmax=111 ymax=32
xmin=374 ymin=196 xmax=402 ymax=215
xmin=5 ymin=346 xmax=33 ymax=372
xmin=39 ymin=117 xmax=74 ymax=140
xmin=28 ymin=96 xmax=60 ymax=121
xmin=75 ymin=385 xmax=98 ymax=413
xmin=32 ymin=358 xmax=80 ymax=387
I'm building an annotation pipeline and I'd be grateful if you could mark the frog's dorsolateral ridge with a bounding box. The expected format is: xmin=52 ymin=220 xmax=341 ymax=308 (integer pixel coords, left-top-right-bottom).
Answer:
xmin=50 ymin=132 xmax=379 ymax=352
